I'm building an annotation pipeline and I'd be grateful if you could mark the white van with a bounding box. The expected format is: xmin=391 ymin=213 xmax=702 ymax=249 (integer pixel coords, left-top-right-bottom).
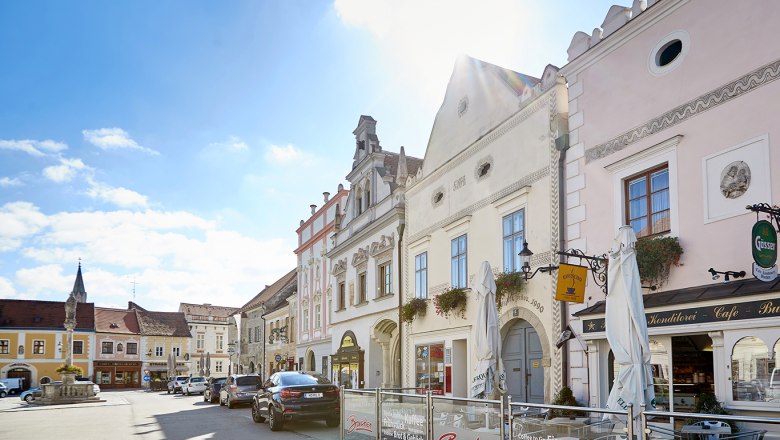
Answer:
xmin=0 ymin=378 xmax=24 ymax=394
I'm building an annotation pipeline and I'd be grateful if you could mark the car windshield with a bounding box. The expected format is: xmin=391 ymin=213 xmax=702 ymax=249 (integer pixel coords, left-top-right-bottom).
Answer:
xmin=212 ymin=378 xmax=226 ymax=384
xmin=176 ymin=376 xmax=188 ymax=381
xmin=236 ymin=376 xmax=261 ymax=386
xmin=190 ymin=377 xmax=205 ymax=383
xmin=279 ymin=373 xmax=331 ymax=386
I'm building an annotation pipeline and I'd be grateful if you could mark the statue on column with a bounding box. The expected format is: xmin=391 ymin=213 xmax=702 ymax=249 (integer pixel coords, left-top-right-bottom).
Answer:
xmin=64 ymin=293 xmax=78 ymax=367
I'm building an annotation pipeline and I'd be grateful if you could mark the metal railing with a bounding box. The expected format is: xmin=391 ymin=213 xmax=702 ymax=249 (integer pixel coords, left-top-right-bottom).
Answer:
xmin=640 ymin=406 xmax=780 ymax=439
xmin=508 ymin=400 xmax=632 ymax=440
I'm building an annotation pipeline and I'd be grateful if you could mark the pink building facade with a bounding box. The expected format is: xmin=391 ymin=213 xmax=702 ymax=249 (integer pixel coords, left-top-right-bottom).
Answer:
xmin=292 ymin=186 xmax=348 ymax=378
xmin=561 ymin=0 xmax=780 ymax=418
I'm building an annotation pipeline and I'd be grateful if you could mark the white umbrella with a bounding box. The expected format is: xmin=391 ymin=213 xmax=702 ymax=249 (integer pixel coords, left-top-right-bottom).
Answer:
xmin=167 ymin=353 xmax=174 ymax=379
xmin=605 ymin=227 xmax=655 ymax=425
xmin=470 ymin=261 xmax=507 ymax=399
xmin=199 ymin=353 xmax=205 ymax=377
xmin=206 ymin=352 xmax=211 ymax=377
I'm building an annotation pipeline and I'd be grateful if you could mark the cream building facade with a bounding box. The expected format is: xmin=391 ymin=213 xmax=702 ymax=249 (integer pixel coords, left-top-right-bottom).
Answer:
xmin=327 ymin=115 xmax=422 ymax=389
xmin=402 ymin=56 xmax=568 ymax=402
xmin=179 ymin=303 xmax=238 ymax=377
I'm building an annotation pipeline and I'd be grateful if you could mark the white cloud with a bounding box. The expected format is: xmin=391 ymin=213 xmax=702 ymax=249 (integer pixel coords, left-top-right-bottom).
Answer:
xmin=82 ymin=127 xmax=160 ymax=156
xmin=6 ymin=203 xmax=295 ymax=310
xmin=208 ymin=136 xmax=249 ymax=152
xmin=85 ymin=179 xmax=149 ymax=209
xmin=42 ymin=157 xmax=90 ymax=183
xmin=0 ymin=139 xmax=67 ymax=157
xmin=0 ymin=177 xmax=22 ymax=187
xmin=0 ymin=276 xmax=17 ymax=298
xmin=0 ymin=202 xmax=49 ymax=251
xmin=265 ymin=144 xmax=304 ymax=164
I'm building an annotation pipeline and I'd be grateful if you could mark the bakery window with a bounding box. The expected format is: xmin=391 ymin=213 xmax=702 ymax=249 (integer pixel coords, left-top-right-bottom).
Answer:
xmin=731 ymin=336 xmax=779 ymax=402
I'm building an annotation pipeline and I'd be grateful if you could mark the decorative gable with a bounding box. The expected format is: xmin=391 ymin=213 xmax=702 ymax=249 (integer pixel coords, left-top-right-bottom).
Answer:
xmin=351 ymin=247 xmax=369 ymax=268
xmin=332 ymin=259 xmax=347 ymax=276
xmin=369 ymin=234 xmax=395 ymax=258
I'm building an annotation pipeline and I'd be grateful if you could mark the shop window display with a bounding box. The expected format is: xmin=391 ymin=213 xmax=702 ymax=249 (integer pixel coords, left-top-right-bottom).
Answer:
xmin=731 ymin=337 xmax=779 ymax=402
xmin=415 ymin=343 xmax=446 ymax=395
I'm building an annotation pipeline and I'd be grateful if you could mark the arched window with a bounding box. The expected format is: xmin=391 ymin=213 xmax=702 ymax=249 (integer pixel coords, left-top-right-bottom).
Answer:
xmin=356 ymin=187 xmax=363 ymax=215
xmin=364 ymin=179 xmax=371 ymax=208
xmin=731 ymin=336 xmax=773 ymax=402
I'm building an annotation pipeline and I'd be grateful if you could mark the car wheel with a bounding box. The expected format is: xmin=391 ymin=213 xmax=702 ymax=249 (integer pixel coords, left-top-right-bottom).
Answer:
xmin=227 ymin=397 xmax=234 ymax=409
xmin=24 ymin=394 xmax=33 ymax=403
xmin=0 ymin=391 xmax=6 ymax=398
xmin=269 ymin=407 xmax=284 ymax=431
xmin=326 ymin=416 xmax=339 ymax=428
xmin=251 ymin=402 xmax=265 ymax=423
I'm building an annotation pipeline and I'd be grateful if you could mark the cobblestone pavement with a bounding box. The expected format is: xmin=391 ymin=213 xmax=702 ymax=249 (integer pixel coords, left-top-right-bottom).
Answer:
xmin=0 ymin=389 xmax=340 ymax=440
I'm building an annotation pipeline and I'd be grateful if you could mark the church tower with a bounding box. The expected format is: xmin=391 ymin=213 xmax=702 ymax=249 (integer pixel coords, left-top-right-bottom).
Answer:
xmin=71 ymin=262 xmax=87 ymax=303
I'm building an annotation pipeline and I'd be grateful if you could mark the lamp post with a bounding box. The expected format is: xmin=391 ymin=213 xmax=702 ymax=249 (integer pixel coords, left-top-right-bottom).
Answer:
xmin=227 ymin=342 xmax=235 ymax=375
xmin=518 ymin=241 xmax=558 ymax=280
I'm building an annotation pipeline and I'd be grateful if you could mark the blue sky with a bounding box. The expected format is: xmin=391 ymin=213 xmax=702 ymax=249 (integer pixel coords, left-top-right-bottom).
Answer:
xmin=0 ymin=0 xmax=619 ymax=310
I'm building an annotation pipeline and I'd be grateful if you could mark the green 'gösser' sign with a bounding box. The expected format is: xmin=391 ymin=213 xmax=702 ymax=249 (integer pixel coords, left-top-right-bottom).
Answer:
xmin=752 ymin=220 xmax=777 ymax=268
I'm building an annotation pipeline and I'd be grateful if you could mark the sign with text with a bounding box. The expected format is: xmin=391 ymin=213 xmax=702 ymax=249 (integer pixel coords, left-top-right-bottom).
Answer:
xmin=583 ymin=298 xmax=780 ymax=333
xmin=752 ymin=220 xmax=777 ymax=268
xmin=555 ymin=263 xmax=587 ymax=303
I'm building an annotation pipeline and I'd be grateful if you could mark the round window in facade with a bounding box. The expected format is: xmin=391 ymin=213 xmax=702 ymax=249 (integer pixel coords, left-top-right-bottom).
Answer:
xmin=648 ymin=30 xmax=690 ymax=76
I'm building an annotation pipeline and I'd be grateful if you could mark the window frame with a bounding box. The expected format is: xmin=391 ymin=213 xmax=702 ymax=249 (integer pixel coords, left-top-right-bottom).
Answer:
xmin=624 ymin=164 xmax=671 ymax=238
xmin=172 ymin=347 xmax=180 ymax=357
xmin=502 ymin=209 xmax=525 ymax=272
xmin=415 ymin=252 xmax=428 ymax=299
xmin=126 ymin=342 xmax=138 ymax=355
xmin=378 ymin=261 xmax=393 ymax=297
xmin=216 ymin=334 xmax=223 ymax=350
xmin=358 ymin=271 xmax=367 ymax=303
xmin=0 ymin=339 xmax=9 ymax=354
xmin=338 ymin=281 xmax=346 ymax=310
xmin=33 ymin=340 xmax=45 ymax=355
xmin=155 ymin=346 xmax=164 ymax=357
xmin=72 ymin=340 xmax=84 ymax=355
xmin=196 ymin=333 xmax=204 ymax=350
xmin=315 ymin=303 xmax=322 ymax=329
xmin=451 ymin=234 xmax=468 ymax=289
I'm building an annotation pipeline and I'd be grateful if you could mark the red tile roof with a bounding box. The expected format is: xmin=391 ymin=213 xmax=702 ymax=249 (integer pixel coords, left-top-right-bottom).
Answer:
xmin=94 ymin=307 xmax=140 ymax=334
xmin=242 ymin=268 xmax=297 ymax=312
xmin=0 ymin=299 xmax=95 ymax=330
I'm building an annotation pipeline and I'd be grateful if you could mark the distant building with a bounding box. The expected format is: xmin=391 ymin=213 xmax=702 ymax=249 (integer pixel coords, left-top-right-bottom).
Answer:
xmin=179 ymin=303 xmax=239 ymax=378
xmin=0 ymin=264 xmax=95 ymax=390
xmin=129 ymin=302 xmax=192 ymax=380
xmin=93 ymin=307 xmax=142 ymax=388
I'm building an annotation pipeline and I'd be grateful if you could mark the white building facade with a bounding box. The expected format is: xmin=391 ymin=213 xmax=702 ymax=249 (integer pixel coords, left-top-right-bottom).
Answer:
xmin=327 ymin=115 xmax=422 ymax=389
xmin=179 ymin=303 xmax=238 ymax=377
xmin=294 ymin=186 xmax=348 ymax=379
xmin=402 ymin=56 xmax=568 ymax=402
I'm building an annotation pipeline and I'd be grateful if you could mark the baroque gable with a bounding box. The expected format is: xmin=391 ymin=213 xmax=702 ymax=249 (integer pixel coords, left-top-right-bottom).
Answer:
xmin=351 ymin=247 xmax=369 ymax=268
xmin=332 ymin=259 xmax=347 ymax=276
xmin=369 ymin=234 xmax=395 ymax=258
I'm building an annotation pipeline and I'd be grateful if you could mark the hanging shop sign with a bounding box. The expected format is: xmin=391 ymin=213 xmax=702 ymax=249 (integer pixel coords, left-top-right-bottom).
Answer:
xmin=751 ymin=219 xmax=778 ymax=282
xmin=555 ymin=263 xmax=587 ymax=303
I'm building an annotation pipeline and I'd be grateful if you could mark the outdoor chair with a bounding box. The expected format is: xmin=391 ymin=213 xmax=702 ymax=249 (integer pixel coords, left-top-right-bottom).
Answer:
xmin=690 ymin=420 xmax=732 ymax=440
xmin=647 ymin=424 xmax=689 ymax=439
xmin=591 ymin=435 xmax=628 ymax=440
xmin=718 ymin=430 xmax=767 ymax=440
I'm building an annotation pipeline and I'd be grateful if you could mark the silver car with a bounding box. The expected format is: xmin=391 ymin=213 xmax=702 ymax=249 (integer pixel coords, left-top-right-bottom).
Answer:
xmin=219 ymin=374 xmax=261 ymax=408
xmin=182 ymin=376 xmax=207 ymax=395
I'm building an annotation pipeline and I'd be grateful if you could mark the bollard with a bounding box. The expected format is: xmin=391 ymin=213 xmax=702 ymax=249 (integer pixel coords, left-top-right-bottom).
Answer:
xmin=427 ymin=390 xmax=433 ymax=440
xmin=340 ymin=386 xmax=345 ymax=440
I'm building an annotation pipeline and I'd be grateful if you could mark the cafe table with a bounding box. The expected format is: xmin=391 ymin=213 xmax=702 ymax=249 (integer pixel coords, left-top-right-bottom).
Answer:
xmin=680 ymin=423 xmax=731 ymax=439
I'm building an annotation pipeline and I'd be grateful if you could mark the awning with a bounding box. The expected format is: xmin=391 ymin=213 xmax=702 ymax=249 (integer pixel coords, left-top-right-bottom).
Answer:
xmin=146 ymin=366 xmax=189 ymax=372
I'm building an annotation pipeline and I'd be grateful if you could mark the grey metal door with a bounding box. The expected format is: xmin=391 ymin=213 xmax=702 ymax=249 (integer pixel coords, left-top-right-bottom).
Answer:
xmin=502 ymin=320 xmax=544 ymax=403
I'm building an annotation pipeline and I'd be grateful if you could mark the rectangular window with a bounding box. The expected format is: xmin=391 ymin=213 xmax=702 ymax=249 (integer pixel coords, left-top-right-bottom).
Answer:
xmin=451 ymin=235 xmax=468 ymax=288
xmin=0 ymin=339 xmax=9 ymax=354
xmin=72 ymin=340 xmax=84 ymax=355
xmin=33 ymin=340 xmax=45 ymax=355
xmin=415 ymin=343 xmax=446 ymax=394
xmin=359 ymin=272 xmax=367 ymax=303
xmin=315 ymin=304 xmax=322 ymax=329
xmin=502 ymin=209 xmax=525 ymax=272
xmin=625 ymin=165 xmax=670 ymax=238
xmin=378 ymin=262 xmax=392 ymax=296
xmin=196 ymin=334 xmax=204 ymax=350
xmin=216 ymin=334 xmax=223 ymax=350
xmin=248 ymin=328 xmax=252 ymax=344
xmin=338 ymin=282 xmax=346 ymax=310
xmin=303 ymin=308 xmax=310 ymax=332
xmin=215 ymin=361 xmax=223 ymax=373
xmin=172 ymin=347 xmax=180 ymax=357
xmin=126 ymin=342 xmax=137 ymax=355
xmin=415 ymin=252 xmax=428 ymax=299
xmin=255 ymin=326 xmax=260 ymax=342
xmin=155 ymin=346 xmax=164 ymax=357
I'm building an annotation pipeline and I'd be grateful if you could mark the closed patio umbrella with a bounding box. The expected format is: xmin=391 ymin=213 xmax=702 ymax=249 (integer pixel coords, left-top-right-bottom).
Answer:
xmin=167 ymin=353 xmax=174 ymax=379
xmin=206 ymin=352 xmax=211 ymax=377
xmin=605 ymin=226 xmax=655 ymax=426
xmin=199 ymin=353 xmax=205 ymax=377
xmin=470 ymin=261 xmax=507 ymax=399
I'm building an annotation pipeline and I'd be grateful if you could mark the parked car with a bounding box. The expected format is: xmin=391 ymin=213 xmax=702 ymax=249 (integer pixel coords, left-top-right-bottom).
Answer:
xmin=0 ymin=383 xmax=8 ymax=398
xmin=182 ymin=376 xmax=207 ymax=395
xmin=252 ymin=371 xmax=340 ymax=431
xmin=167 ymin=376 xmax=190 ymax=394
xmin=0 ymin=378 xmax=24 ymax=395
xmin=204 ymin=377 xmax=227 ymax=403
xmin=76 ymin=380 xmax=100 ymax=395
xmin=219 ymin=374 xmax=261 ymax=409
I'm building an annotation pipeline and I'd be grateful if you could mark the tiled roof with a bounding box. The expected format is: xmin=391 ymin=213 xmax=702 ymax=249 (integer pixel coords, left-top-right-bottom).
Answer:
xmin=241 ymin=268 xmax=297 ymax=312
xmin=0 ymin=299 xmax=95 ymax=330
xmin=178 ymin=303 xmax=240 ymax=318
xmin=382 ymin=151 xmax=423 ymax=180
xmin=95 ymin=307 xmax=140 ymax=334
xmin=134 ymin=309 xmax=192 ymax=337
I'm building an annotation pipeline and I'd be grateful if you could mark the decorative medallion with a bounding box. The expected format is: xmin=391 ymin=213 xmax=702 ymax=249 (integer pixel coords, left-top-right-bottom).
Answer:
xmin=458 ymin=96 xmax=469 ymax=117
xmin=720 ymin=161 xmax=751 ymax=199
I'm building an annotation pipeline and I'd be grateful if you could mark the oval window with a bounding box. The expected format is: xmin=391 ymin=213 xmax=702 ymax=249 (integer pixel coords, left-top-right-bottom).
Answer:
xmin=657 ymin=40 xmax=682 ymax=67
xmin=434 ymin=192 xmax=443 ymax=203
xmin=478 ymin=163 xmax=491 ymax=177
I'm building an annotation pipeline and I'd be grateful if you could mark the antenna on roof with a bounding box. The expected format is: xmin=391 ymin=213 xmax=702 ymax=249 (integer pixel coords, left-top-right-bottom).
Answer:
xmin=131 ymin=278 xmax=140 ymax=302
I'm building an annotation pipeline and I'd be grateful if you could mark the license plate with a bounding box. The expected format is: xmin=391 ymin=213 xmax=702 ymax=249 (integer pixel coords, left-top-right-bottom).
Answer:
xmin=304 ymin=392 xmax=323 ymax=398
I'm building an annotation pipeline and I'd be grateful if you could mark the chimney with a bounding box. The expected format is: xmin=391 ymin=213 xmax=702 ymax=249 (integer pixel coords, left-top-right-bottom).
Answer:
xmin=323 ymin=192 xmax=330 ymax=203
xmin=310 ymin=204 xmax=317 ymax=214
xmin=338 ymin=183 xmax=344 ymax=192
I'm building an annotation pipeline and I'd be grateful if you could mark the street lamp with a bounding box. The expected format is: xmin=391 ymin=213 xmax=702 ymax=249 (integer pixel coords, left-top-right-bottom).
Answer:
xmin=518 ymin=241 xmax=558 ymax=280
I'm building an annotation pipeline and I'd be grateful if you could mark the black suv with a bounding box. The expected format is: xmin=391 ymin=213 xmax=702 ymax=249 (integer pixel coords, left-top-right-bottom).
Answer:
xmin=252 ymin=371 xmax=339 ymax=431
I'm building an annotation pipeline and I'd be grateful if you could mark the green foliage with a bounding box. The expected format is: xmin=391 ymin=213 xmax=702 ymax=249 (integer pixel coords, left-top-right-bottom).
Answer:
xmin=495 ymin=271 xmax=526 ymax=311
xmin=56 ymin=364 xmax=83 ymax=375
xmin=635 ymin=236 xmax=683 ymax=287
xmin=401 ymin=298 xmax=427 ymax=323
xmin=433 ymin=288 xmax=467 ymax=319
xmin=549 ymin=386 xmax=587 ymax=418
xmin=688 ymin=393 xmax=734 ymax=431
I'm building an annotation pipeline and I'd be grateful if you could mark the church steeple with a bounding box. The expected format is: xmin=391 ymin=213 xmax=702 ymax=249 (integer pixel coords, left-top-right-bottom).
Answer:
xmin=71 ymin=262 xmax=87 ymax=303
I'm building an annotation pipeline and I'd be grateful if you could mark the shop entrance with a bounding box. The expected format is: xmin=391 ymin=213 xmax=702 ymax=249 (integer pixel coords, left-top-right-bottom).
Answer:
xmin=332 ymin=331 xmax=364 ymax=389
xmin=502 ymin=319 xmax=544 ymax=403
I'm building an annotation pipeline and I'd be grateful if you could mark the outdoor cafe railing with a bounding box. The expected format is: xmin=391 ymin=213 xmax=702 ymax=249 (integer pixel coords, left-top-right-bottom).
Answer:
xmin=508 ymin=399 xmax=633 ymax=440
xmin=640 ymin=406 xmax=780 ymax=439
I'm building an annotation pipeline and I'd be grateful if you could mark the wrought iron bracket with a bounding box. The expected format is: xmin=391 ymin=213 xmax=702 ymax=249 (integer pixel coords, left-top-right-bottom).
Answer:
xmin=746 ymin=203 xmax=780 ymax=230
xmin=558 ymin=249 xmax=609 ymax=295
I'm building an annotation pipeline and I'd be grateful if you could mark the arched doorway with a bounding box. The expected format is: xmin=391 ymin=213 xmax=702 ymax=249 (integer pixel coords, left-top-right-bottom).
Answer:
xmin=307 ymin=350 xmax=316 ymax=372
xmin=371 ymin=318 xmax=400 ymax=388
xmin=502 ymin=319 xmax=544 ymax=403
xmin=249 ymin=361 xmax=255 ymax=374
xmin=8 ymin=367 xmax=33 ymax=391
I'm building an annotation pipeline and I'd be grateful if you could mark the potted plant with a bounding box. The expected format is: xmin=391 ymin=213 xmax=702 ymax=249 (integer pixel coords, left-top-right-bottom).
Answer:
xmin=548 ymin=386 xmax=587 ymax=419
xmin=56 ymin=364 xmax=83 ymax=384
xmin=495 ymin=271 xmax=526 ymax=311
xmin=433 ymin=287 xmax=467 ymax=319
xmin=635 ymin=236 xmax=683 ymax=287
xmin=401 ymin=298 xmax=428 ymax=323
